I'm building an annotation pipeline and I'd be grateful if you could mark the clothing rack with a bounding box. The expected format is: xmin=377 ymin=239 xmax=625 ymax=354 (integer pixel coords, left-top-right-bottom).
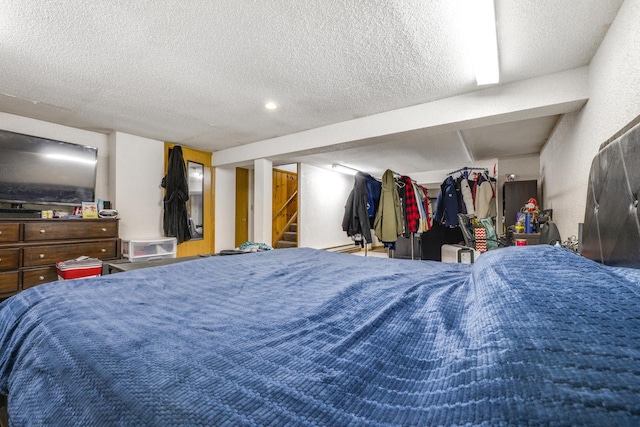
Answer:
xmin=411 ymin=234 xmax=414 ymax=260
xmin=393 ymin=173 xmax=422 ymax=261
xmin=386 ymin=235 xmax=416 ymax=261
xmin=342 ymin=167 xmax=427 ymax=260
xmin=447 ymin=166 xmax=488 ymax=177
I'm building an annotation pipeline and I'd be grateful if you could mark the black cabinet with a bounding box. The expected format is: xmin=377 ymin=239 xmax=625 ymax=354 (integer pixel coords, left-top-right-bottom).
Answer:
xmin=503 ymin=180 xmax=538 ymax=231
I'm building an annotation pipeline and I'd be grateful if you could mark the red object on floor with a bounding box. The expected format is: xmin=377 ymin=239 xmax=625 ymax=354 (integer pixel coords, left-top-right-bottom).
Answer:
xmin=56 ymin=265 xmax=102 ymax=280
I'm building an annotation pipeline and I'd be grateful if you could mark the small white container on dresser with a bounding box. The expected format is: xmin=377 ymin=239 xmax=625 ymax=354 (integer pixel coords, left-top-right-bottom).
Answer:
xmin=121 ymin=237 xmax=177 ymax=262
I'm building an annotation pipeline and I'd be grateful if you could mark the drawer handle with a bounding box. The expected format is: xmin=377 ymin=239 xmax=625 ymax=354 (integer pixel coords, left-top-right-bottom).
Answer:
xmin=40 ymin=229 xmax=46 ymax=234
xmin=39 ymin=254 xmax=45 ymax=259
xmin=101 ymin=248 xmax=106 ymax=253
xmin=39 ymin=276 xmax=45 ymax=281
xmin=102 ymin=228 xmax=107 ymax=232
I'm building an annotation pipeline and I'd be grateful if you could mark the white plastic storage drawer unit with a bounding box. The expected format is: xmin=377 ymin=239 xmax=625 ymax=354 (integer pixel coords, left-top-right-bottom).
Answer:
xmin=441 ymin=244 xmax=481 ymax=264
xmin=121 ymin=237 xmax=177 ymax=262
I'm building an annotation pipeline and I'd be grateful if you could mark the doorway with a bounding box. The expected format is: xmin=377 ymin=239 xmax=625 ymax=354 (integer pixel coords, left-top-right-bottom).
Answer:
xmin=272 ymin=165 xmax=298 ymax=248
xmin=235 ymin=167 xmax=249 ymax=247
xmin=164 ymin=143 xmax=214 ymax=257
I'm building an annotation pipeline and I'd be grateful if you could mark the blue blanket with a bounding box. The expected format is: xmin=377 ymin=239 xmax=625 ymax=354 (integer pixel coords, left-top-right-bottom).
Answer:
xmin=1 ymin=246 xmax=640 ymax=426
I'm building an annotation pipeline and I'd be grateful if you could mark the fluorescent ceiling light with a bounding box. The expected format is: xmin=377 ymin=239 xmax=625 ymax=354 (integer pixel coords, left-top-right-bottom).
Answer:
xmin=331 ymin=163 xmax=359 ymax=175
xmin=464 ymin=0 xmax=500 ymax=85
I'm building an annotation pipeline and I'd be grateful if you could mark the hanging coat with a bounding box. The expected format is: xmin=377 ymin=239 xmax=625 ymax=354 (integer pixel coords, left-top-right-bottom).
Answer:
xmin=373 ymin=170 xmax=404 ymax=243
xmin=399 ymin=176 xmax=419 ymax=235
xmin=475 ymin=180 xmax=497 ymax=219
xmin=434 ymin=176 xmax=460 ymax=227
xmin=363 ymin=173 xmax=382 ymax=223
xmin=460 ymin=179 xmax=475 ymax=215
xmin=161 ymin=146 xmax=192 ymax=243
xmin=342 ymin=172 xmax=373 ymax=243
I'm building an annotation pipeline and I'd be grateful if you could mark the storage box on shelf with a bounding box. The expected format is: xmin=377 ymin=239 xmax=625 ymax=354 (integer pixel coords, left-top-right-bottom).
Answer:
xmin=121 ymin=237 xmax=177 ymax=263
xmin=0 ymin=218 xmax=120 ymax=299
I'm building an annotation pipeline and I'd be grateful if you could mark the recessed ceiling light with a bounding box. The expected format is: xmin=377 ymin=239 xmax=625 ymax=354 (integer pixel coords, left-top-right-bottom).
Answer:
xmin=264 ymin=101 xmax=278 ymax=110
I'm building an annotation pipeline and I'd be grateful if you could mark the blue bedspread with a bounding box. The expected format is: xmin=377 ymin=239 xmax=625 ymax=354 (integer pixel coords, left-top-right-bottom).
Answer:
xmin=1 ymin=246 xmax=640 ymax=426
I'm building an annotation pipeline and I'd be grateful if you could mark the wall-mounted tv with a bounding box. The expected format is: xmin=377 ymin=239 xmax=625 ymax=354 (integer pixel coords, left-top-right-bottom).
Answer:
xmin=0 ymin=129 xmax=98 ymax=207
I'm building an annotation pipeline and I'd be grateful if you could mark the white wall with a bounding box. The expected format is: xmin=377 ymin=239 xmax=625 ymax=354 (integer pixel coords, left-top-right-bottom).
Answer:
xmin=299 ymin=163 xmax=354 ymax=249
xmin=214 ymin=167 xmax=236 ymax=251
xmin=0 ymin=111 xmax=109 ymax=201
xmin=0 ymin=113 xmax=166 ymax=240
xmin=541 ymin=0 xmax=640 ymax=240
xmin=253 ymin=159 xmax=273 ymax=245
xmin=109 ymin=132 xmax=165 ymax=240
xmin=275 ymin=163 xmax=297 ymax=173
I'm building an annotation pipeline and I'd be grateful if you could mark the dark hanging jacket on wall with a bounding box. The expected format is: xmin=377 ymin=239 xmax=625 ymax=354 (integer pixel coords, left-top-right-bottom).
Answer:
xmin=161 ymin=146 xmax=192 ymax=243
xmin=342 ymin=172 xmax=373 ymax=244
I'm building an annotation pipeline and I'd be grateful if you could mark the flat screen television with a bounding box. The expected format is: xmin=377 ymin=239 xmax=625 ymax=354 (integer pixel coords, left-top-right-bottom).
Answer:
xmin=0 ymin=129 xmax=98 ymax=207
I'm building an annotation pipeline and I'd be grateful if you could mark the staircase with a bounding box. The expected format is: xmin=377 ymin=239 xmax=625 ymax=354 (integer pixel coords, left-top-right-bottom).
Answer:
xmin=272 ymin=168 xmax=298 ymax=249
xmin=275 ymin=223 xmax=297 ymax=249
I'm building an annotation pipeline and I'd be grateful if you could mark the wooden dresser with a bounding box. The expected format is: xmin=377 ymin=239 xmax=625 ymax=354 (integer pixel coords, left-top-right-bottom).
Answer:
xmin=0 ymin=218 xmax=120 ymax=299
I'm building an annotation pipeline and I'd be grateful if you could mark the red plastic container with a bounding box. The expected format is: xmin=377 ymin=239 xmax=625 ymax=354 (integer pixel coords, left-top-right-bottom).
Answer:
xmin=56 ymin=265 xmax=102 ymax=280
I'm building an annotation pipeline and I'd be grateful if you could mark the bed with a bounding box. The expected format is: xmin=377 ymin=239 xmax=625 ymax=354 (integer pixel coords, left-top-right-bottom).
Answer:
xmin=2 ymin=121 xmax=640 ymax=426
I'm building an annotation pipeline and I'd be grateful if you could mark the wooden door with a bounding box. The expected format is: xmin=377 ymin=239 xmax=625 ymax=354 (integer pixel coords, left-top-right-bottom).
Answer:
xmin=164 ymin=143 xmax=214 ymax=257
xmin=235 ymin=168 xmax=249 ymax=247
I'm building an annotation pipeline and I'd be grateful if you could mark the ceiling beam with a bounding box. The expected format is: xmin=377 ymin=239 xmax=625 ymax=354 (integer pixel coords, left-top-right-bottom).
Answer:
xmin=212 ymin=67 xmax=588 ymax=168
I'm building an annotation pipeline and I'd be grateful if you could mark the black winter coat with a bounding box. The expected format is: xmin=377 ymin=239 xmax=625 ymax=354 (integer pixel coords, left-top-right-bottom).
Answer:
xmin=161 ymin=146 xmax=192 ymax=243
xmin=342 ymin=172 xmax=372 ymax=244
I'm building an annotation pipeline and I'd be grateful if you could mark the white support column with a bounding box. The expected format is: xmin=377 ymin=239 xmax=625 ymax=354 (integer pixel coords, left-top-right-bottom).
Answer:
xmin=214 ymin=167 xmax=236 ymax=251
xmin=253 ymin=158 xmax=273 ymax=245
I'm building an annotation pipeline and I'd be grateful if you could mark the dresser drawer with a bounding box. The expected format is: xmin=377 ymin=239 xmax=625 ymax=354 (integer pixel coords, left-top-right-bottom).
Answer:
xmin=23 ymin=240 xmax=118 ymax=267
xmin=0 ymin=271 xmax=19 ymax=294
xmin=0 ymin=248 xmax=20 ymax=271
xmin=0 ymin=223 xmax=20 ymax=243
xmin=24 ymin=221 xmax=118 ymax=241
xmin=23 ymin=267 xmax=58 ymax=289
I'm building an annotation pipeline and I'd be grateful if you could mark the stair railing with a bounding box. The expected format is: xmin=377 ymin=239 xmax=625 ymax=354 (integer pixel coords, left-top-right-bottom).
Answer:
xmin=272 ymin=190 xmax=298 ymax=247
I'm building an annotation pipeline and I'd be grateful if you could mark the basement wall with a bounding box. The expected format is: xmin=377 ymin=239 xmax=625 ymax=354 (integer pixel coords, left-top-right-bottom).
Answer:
xmin=298 ymin=163 xmax=354 ymax=249
xmin=0 ymin=111 xmax=166 ymax=240
xmin=0 ymin=111 xmax=109 ymax=202
xmin=540 ymin=0 xmax=640 ymax=240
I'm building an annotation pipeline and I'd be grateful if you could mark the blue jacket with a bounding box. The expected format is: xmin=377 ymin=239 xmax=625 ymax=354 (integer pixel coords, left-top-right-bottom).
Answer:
xmin=435 ymin=176 xmax=459 ymax=227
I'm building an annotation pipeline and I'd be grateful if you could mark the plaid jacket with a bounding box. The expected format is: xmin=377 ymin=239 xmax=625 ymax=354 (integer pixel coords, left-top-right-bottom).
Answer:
xmin=400 ymin=176 xmax=420 ymax=234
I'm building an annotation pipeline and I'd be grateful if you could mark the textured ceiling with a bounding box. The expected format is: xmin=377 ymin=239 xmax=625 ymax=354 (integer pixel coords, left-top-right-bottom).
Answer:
xmin=0 ymin=0 xmax=625 ymax=172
